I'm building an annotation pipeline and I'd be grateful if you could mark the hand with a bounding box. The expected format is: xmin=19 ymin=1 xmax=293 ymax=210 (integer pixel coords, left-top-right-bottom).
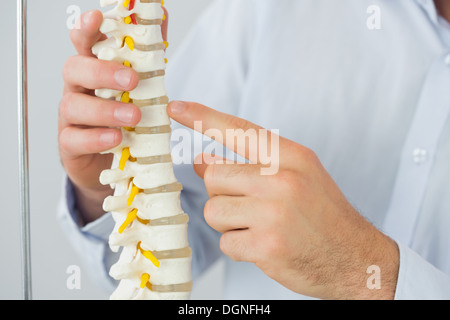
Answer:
xmin=167 ymin=101 xmax=400 ymax=300
xmin=58 ymin=10 xmax=168 ymax=224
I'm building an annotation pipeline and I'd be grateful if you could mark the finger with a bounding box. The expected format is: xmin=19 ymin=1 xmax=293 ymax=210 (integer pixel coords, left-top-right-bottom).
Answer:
xmin=70 ymin=10 xmax=106 ymax=57
xmin=205 ymin=196 xmax=259 ymax=233
xmin=63 ymin=55 xmax=139 ymax=93
xmin=162 ymin=7 xmax=169 ymax=42
xmin=168 ymin=101 xmax=286 ymax=166
xmin=220 ymin=230 xmax=256 ymax=263
xmin=59 ymin=126 xmax=122 ymax=159
xmin=193 ymin=153 xmax=227 ymax=178
xmin=60 ymin=92 xmax=141 ymax=127
xmin=203 ymin=162 xmax=268 ymax=197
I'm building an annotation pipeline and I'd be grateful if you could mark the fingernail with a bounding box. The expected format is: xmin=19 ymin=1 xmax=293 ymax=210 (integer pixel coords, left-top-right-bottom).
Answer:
xmin=170 ymin=101 xmax=187 ymax=114
xmin=114 ymin=68 xmax=133 ymax=88
xmin=100 ymin=131 xmax=117 ymax=146
xmin=115 ymin=106 xmax=135 ymax=124
xmin=83 ymin=11 xmax=94 ymax=27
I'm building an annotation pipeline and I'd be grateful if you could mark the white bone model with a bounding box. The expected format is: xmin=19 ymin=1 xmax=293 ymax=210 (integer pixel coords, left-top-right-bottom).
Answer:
xmin=92 ymin=0 xmax=192 ymax=300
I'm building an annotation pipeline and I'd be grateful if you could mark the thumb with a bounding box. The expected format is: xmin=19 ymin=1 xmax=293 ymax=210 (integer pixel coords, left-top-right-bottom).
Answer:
xmin=193 ymin=153 xmax=226 ymax=179
xmin=162 ymin=7 xmax=169 ymax=43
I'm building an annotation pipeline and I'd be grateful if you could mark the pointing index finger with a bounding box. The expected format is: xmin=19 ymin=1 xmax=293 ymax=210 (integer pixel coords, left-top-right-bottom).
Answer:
xmin=168 ymin=101 xmax=285 ymax=168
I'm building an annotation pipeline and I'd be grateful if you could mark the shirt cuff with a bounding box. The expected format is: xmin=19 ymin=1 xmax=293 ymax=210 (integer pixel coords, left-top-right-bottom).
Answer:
xmin=394 ymin=241 xmax=450 ymax=299
xmin=56 ymin=176 xmax=117 ymax=293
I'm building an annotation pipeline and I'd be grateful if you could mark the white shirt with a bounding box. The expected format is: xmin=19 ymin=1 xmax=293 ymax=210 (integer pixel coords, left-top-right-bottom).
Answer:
xmin=58 ymin=0 xmax=450 ymax=299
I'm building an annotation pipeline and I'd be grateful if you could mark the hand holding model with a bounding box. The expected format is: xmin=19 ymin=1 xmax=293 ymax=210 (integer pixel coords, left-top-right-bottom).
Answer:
xmin=58 ymin=11 xmax=144 ymax=223
xmin=59 ymin=9 xmax=166 ymax=224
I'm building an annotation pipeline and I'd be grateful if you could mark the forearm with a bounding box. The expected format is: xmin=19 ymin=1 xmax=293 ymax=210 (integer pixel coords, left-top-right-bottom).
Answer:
xmin=57 ymin=177 xmax=118 ymax=294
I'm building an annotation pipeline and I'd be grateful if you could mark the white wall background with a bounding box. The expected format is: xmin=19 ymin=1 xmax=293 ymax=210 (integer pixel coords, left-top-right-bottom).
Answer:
xmin=0 ymin=0 xmax=224 ymax=300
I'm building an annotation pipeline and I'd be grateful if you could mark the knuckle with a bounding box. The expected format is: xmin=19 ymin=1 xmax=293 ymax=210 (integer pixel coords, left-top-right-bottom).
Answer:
xmin=62 ymin=56 xmax=75 ymax=82
xmin=275 ymin=170 xmax=307 ymax=208
xmin=273 ymin=169 xmax=297 ymax=191
xmin=301 ymin=146 xmax=319 ymax=164
xmin=69 ymin=28 xmax=78 ymax=47
xmin=263 ymin=201 xmax=286 ymax=227
xmin=219 ymin=234 xmax=228 ymax=255
xmin=91 ymin=61 xmax=104 ymax=84
xmin=220 ymin=234 xmax=235 ymax=259
xmin=58 ymin=127 xmax=72 ymax=154
xmin=222 ymin=164 xmax=243 ymax=179
xmin=293 ymin=144 xmax=320 ymax=168
xmin=265 ymin=200 xmax=282 ymax=217
xmin=203 ymin=163 xmax=217 ymax=189
xmin=203 ymin=198 xmax=217 ymax=226
xmin=262 ymin=231 xmax=285 ymax=260
xmin=220 ymin=233 xmax=241 ymax=261
xmin=226 ymin=115 xmax=253 ymax=132
xmin=59 ymin=92 xmax=74 ymax=120
xmin=92 ymin=99 xmax=108 ymax=124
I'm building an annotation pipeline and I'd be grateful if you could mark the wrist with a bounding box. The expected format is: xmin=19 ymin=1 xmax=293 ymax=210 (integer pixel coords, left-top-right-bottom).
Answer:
xmin=341 ymin=229 xmax=400 ymax=300
xmin=73 ymin=183 xmax=113 ymax=225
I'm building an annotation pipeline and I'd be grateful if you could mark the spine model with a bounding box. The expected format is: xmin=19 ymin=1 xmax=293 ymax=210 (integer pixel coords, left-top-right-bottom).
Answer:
xmin=92 ymin=0 xmax=192 ymax=300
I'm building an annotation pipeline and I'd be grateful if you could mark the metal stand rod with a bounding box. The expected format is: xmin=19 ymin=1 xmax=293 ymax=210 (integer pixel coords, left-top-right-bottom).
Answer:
xmin=17 ymin=0 xmax=32 ymax=300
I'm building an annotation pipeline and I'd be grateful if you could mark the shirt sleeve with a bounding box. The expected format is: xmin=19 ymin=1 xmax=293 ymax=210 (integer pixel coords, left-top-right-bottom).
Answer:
xmin=56 ymin=176 xmax=118 ymax=293
xmin=394 ymin=241 xmax=450 ymax=299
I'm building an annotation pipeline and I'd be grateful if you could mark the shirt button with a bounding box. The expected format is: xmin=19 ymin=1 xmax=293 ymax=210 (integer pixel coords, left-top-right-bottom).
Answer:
xmin=412 ymin=148 xmax=428 ymax=165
